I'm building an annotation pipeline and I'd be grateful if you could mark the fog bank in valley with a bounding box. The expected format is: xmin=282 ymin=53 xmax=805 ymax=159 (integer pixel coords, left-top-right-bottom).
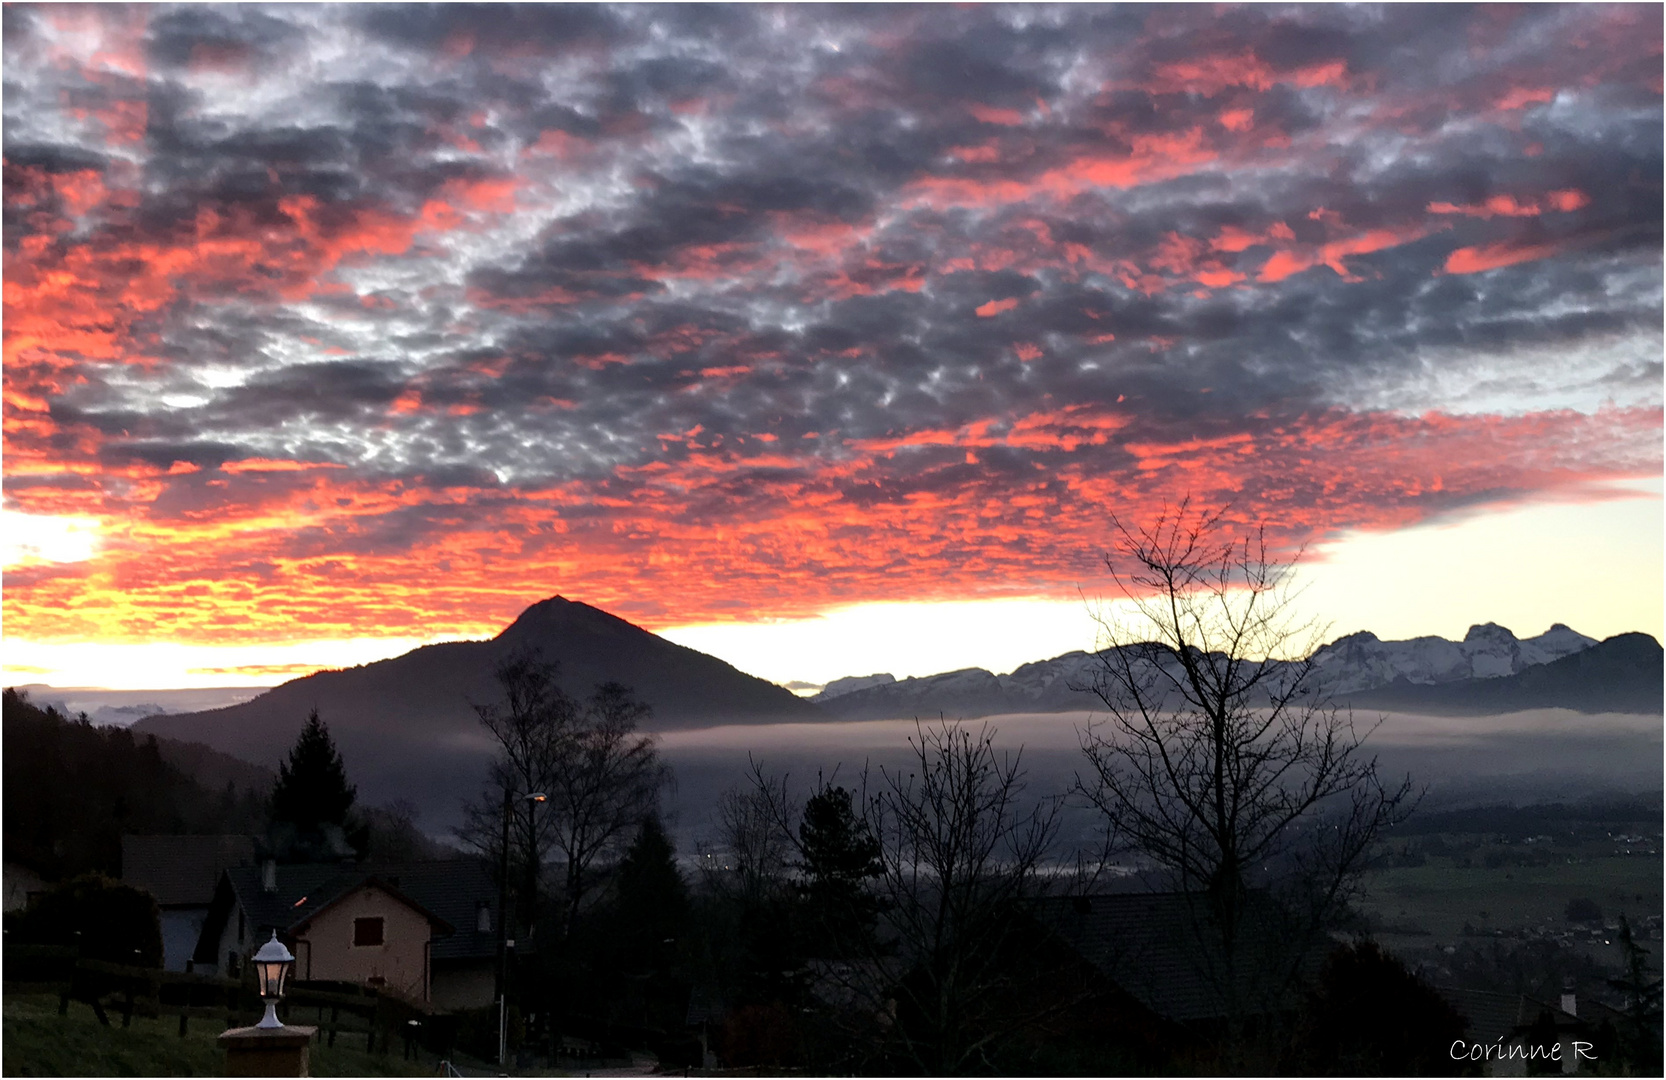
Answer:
xmin=655 ymin=709 xmax=1663 ymax=853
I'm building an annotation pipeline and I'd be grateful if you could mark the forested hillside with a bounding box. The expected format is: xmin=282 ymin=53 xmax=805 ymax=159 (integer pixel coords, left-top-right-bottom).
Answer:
xmin=2 ymin=689 xmax=269 ymax=881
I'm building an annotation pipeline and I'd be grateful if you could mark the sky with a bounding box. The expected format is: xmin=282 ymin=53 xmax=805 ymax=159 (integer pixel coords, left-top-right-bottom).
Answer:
xmin=2 ymin=4 xmax=1661 ymax=694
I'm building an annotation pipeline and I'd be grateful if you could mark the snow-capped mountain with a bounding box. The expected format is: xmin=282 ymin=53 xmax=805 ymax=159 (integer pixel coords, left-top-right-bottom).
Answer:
xmin=1307 ymin=623 xmax=1597 ymax=694
xmin=815 ymin=673 xmax=897 ymax=700
xmin=815 ymin=624 xmax=1609 ymax=721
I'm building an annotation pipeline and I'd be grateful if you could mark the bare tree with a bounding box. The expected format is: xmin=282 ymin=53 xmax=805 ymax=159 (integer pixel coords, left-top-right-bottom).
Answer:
xmin=741 ymin=722 xmax=1068 ymax=1074
xmin=713 ymin=775 xmax=796 ymax=908
xmin=463 ymin=655 xmax=668 ymax=941
xmin=461 ymin=648 xmax=570 ymax=930
xmin=1076 ymin=501 xmax=1416 ymax=1032
xmin=544 ymin=681 xmax=670 ymax=938
xmin=872 ymin=721 xmax=1064 ymax=1075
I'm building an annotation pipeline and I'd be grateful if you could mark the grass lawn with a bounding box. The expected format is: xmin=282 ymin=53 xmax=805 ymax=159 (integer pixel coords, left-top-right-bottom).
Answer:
xmin=1359 ymin=854 xmax=1663 ymax=940
xmin=1 ymin=993 xmax=439 ymax=1077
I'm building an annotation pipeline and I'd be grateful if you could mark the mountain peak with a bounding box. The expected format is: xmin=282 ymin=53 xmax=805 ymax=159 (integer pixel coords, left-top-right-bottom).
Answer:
xmin=1463 ymin=622 xmax=1517 ymax=643
xmin=497 ymin=595 xmax=642 ymax=641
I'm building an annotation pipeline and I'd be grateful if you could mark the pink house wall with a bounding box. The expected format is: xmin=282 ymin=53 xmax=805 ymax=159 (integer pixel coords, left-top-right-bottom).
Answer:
xmin=295 ymin=884 xmax=431 ymax=1001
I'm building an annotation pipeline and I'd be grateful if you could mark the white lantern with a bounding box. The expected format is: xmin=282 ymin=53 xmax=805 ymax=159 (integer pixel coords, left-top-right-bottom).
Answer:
xmin=252 ymin=930 xmax=295 ymax=1029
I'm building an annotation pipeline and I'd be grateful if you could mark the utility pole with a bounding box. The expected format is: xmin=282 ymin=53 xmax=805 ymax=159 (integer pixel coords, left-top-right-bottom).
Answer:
xmin=496 ymin=787 xmax=512 ymax=1069
xmin=495 ymin=789 xmax=547 ymax=1069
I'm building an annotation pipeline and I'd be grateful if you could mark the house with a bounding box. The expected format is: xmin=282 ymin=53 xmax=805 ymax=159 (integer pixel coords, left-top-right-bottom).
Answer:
xmin=120 ymin=834 xmax=256 ymax=971
xmin=3 ymin=862 xmax=49 ymax=914
xmin=1027 ymin=891 xmax=1320 ymax=1023
xmin=1439 ymin=987 xmax=1622 ymax=1076
xmin=192 ymin=859 xmax=499 ymax=1010
xmin=1014 ymin=891 xmax=1328 ymax=1070
xmin=365 ymin=860 xmax=501 ymax=1011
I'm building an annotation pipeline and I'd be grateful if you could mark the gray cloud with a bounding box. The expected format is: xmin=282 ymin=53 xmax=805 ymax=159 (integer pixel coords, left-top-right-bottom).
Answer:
xmin=5 ymin=3 xmax=1659 ymax=511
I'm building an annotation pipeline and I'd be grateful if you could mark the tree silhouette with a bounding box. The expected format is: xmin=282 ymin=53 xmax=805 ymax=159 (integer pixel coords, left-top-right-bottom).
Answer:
xmin=595 ymin=815 xmax=689 ymax=1035
xmin=270 ymin=709 xmax=356 ymax=835
xmin=1287 ymin=940 xmax=1466 ymax=1075
xmin=1077 ymin=501 xmax=1416 ymax=1043
xmin=1608 ymin=915 xmax=1663 ymax=1074
xmin=546 ymin=681 xmax=669 ymax=938
xmin=797 ymin=784 xmax=882 ymax=958
xmin=614 ymin=815 xmax=688 ymax=973
xmin=3 ymin=688 xmax=266 ymax=880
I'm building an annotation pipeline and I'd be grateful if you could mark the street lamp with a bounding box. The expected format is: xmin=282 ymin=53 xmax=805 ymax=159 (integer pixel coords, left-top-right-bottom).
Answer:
xmin=252 ymin=931 xmax=295 ymax=1030
xmin=497 ymin=790 xmax=547 ymax=1067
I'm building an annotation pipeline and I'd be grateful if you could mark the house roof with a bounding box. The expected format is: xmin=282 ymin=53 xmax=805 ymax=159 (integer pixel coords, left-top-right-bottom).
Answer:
xmin=1027 ymin=892 xmax=1321 ymax=1024
xmin=222 ymin=864 xmax=452 ymax=937
xmin=196 ymin=858 xmax=500 ymax=966
xmin=290 ymin=874 xmax=455 ymax=939
xmin=1437 ymin=987 xmax=1586 ymax=1044
xmin=351 ymin=860 xmax=498 ymax=962
xmin=121 ymin=834 xmax=255 ymax=907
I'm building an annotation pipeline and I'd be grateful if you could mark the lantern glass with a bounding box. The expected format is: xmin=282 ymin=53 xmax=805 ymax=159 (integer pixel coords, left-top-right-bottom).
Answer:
xmin=256 ymin=956 xmax=288 ymax=998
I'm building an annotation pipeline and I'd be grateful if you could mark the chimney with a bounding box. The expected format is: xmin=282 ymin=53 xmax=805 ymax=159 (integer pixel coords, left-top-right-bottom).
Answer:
xmin=261 ymin=859 xmax=277 ymax=894
xmin=1561 ymin=979 xmax=1577 ymax=1017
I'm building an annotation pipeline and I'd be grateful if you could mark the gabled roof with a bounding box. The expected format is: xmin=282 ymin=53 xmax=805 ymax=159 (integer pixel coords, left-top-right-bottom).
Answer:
xmin=355 ymin=860 xmax=498 ymax=962
xmin=1027 ymin=892 xmax=1320 ymax=1024
xmin=1437 ymin=987 xmax=1586 ymax=1044
xmin=289 ymin=875 xmax=454 ymax=938
xmin=221 ymin=864 xmax=451 ymax=938
xmin=121 ymin=834 xmax=255 ymax=907
xmin=194 ymin=858 xmax=500 ymax=966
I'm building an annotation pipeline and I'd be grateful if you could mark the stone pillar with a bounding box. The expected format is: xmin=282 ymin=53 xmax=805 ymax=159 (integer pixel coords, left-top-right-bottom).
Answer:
xmin=218 ymin=1024 xmax=318 ymax=1077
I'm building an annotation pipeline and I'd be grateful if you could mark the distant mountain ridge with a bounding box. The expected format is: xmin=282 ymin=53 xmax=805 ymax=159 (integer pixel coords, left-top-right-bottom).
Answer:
xmin=1349 ymin=633 xmax=1664 ymax=715
xmin=132 ymin=596 xmax=824 ymax=817
xmin=814 ymin=624 xmax=1660 ymax=721
xmin=1307 ymin=623 xmax=1597 ymax=693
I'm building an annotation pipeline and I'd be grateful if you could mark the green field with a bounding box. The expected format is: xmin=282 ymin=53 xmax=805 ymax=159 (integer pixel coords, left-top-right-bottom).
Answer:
xmin=1358 ymin=849 xmax=1663 ymax=978
xmin=1 ymin=994 xmax=439 ymax=1078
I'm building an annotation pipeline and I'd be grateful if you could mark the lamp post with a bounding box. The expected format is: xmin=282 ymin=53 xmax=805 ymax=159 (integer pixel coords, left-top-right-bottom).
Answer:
xmin=252 ymin=931 xmax=295 ymax=1029
xmin=219 ymin=931 xmax=313 ymax=1076
xmin=497 ymin=790 xmax=547 ymax=1067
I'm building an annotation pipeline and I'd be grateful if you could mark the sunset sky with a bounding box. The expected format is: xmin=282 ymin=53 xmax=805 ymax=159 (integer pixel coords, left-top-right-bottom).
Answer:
xmin=3 ymin=4 xmax=1661 ymax=694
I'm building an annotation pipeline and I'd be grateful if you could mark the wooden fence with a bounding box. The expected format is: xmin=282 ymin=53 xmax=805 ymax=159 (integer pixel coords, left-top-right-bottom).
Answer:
xmin=3 ymin=945 xmax=435 ymax=1056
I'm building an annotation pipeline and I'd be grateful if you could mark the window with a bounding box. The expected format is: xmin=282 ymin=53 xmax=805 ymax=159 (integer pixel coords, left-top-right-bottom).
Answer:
xmin=353 ymin=916 xmax=385 ymax=947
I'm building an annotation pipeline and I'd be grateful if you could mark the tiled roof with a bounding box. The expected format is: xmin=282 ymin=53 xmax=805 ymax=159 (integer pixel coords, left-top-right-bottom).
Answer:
xmin=225 ymin=862 xmax=366 ymax=935
xmin=1437 ymin=987 xmax=1582 ymax=1044
xmin=121 ymin=835 xmax=255 ymax=906
xmin=220 ymin=859 xmax=499 ymax=962
xmin=1027 ymin=892 xmax=1318 ymax=1024
xmin=356 ymin=860 xmax=498 ymax=961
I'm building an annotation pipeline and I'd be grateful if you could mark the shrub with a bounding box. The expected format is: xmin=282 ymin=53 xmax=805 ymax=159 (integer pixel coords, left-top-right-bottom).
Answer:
xmin=1288 ymin=939 xmax=1467 ymax=1076
xmin=12 ymin=874 xmax=163 ymax=968
xmin=1565 ymin=897 xmax=1603 ymax=923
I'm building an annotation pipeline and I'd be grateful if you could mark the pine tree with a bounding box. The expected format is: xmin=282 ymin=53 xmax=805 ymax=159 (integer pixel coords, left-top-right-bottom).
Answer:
xmin=270 ymin=709 xmax=357 ymax=834
xmin=1609 ymin=915 xmax=1664 ymax=1073
xmin=600 ymin=815 xmax=688 ymax=1030
xmin=798 ymin=784 xmax=883 ymax=957
xmin=615 ymin=814 xmax=688 ymax=965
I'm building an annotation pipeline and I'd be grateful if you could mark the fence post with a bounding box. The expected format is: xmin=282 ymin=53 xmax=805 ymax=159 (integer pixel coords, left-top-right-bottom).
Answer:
xmin=218 ymin=1024 xmax=317 ymax=1077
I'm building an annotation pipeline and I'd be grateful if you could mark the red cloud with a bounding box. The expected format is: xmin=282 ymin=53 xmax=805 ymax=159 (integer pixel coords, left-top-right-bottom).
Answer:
xmin=1428 ymin=189 xmax=1588 ymax=218
xmin=4 ymin=404 xmax=1656 ymax=643
xmin=1443 ymin=240 xmax=1567 ymax=274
